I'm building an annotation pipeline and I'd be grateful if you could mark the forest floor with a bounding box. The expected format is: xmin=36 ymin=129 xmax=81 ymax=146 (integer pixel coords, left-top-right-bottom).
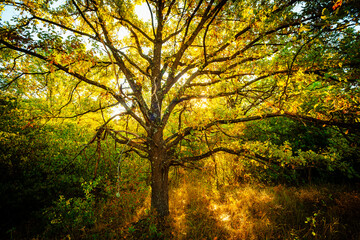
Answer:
xmin=12 ymin=174 xmax=360 ymax=239
xmin=86 ymin=175 xmax=360 ymax=240
xmin=166 ymin=180 xmax=360 ymax=240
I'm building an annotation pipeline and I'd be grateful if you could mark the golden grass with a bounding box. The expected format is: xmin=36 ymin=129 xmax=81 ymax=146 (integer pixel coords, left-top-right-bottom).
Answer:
xmin=167 ymin=173 xmax=360 ymax=240
xmin=84 ymin=171 xmax=360 ymax=239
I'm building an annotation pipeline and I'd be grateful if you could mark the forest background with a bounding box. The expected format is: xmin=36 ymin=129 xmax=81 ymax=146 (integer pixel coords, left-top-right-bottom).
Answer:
xmin=1 ymin=0 xmax=360 ymax=239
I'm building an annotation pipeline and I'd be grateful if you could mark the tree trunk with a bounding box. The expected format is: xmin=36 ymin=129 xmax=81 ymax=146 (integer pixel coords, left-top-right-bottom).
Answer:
xmin=149 ymin=128 xmax=170 ymax=217
xmin=151 ymin=155 xmax=170 ymax=217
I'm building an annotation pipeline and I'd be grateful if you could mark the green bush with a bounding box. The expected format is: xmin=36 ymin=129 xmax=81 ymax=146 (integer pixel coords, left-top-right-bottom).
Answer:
xmin=44 ymin=178 xmax=102 ymax=238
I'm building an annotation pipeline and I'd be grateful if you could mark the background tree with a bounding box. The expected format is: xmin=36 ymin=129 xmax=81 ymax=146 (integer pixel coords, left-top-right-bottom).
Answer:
xmin=1 ymin=0 xmax=359 ymax=217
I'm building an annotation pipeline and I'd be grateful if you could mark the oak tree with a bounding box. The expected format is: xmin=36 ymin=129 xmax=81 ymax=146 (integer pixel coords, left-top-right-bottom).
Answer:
xmin=1 ymin=0 xmax=359 ymax=216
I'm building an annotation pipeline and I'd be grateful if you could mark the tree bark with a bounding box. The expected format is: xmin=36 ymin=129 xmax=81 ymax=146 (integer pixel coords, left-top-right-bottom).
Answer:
xmin=149 ymin=127 xmax=170 ymax=217
xmin=150 ymin=154 xmax=170 ymax=217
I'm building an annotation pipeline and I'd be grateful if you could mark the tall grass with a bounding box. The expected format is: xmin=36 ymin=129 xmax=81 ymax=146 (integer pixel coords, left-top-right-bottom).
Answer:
xmin=167 ymin=171 xmax=360 ymax=240
xmin=43 ymin=170 xmax=360 ymax=239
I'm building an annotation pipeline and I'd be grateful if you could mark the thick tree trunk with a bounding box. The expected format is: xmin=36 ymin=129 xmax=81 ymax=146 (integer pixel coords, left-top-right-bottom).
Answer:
xmin=150 ymin=155 xmax=170 ymax=217
xmin=149 ymin=128 xmax=170 ymax=217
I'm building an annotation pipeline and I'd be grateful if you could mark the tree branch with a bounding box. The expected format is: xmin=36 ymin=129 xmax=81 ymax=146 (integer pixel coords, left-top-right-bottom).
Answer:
xmin=166 ymin=113 xmax=284 ymax=148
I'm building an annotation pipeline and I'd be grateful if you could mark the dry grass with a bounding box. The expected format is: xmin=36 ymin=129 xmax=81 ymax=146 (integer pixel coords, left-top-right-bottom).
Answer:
xmin=85 ymin=183 xmax=152 ymax=239
xmin=167 ymin=173 xmax=360 ymax=240
xmin=83 ymin=172 xmax=360 ymax=239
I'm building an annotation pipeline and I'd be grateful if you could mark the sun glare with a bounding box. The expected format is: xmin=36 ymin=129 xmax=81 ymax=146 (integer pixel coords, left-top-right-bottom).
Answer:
xmin=135 ymin=3 xmax=152 ymax=22
xmin=192 ymin=98 xmax=209 ymax=108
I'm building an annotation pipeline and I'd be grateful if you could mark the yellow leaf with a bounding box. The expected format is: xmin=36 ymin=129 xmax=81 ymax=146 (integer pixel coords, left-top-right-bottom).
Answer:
xmin=299 ymin=24 xmax=310 ymax=32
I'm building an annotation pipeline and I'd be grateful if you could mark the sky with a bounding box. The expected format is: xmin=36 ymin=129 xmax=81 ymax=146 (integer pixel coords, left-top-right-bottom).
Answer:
xmin=1 ymin=5 xmax=18 ymax=24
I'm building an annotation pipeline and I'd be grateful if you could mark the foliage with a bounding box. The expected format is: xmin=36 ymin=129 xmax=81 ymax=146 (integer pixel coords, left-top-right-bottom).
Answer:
xmin=230 ymin=117 xmax=360 ymax=184
xmin=0 ymin=94 xmax=99 ymax=238
xmin=127 ymin=213 xmax=170 ymax=240
xmin=0 ymin=92 xmax=360 ymax=239
xmin=0 ymin=94 xmax=50 ymax=236
xmin=44 ymin=178 xmax=102 ymax=239
xmin=243 ymin=118 xmax=332 ymax=152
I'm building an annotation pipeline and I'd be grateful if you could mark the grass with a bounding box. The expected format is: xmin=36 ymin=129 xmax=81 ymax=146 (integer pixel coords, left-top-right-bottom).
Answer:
xmin=165 ymin=172 xmax=360 ymax=240
xmin=37 ymin=171 xmax=360 ymax=239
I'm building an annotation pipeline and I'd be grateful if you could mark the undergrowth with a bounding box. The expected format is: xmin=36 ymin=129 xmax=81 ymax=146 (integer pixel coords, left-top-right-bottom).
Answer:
xmin=14 ymin=172 xmax=360 ymax=239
